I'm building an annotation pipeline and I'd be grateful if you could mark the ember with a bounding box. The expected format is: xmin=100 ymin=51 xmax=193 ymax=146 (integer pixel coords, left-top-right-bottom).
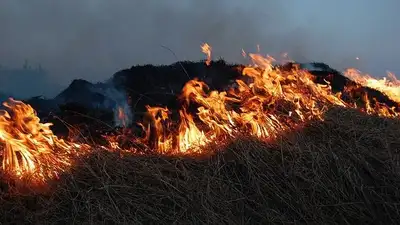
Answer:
xmin=0 ymin=43 xmax=399 ymax=183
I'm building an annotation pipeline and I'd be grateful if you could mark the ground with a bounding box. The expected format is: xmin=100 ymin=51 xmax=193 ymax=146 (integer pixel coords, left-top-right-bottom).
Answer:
xmin=1 ymin=107 xmax=400 ymax=224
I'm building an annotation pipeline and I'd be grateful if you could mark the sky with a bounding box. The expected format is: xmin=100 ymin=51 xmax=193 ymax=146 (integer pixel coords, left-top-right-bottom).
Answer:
xmin=0 ymin=0 xmax=399 ymax=97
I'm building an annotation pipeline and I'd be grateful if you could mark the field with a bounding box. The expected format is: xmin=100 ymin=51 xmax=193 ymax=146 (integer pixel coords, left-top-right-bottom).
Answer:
xmin=1 ymin=107 xmax=399 ymax=224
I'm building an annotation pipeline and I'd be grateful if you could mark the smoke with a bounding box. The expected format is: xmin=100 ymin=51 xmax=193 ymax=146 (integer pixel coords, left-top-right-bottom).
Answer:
xmin=0 ymin=0 xmax=399 ymax=98
xmin=84 ymin=82 xmax=133 ymax=127
xmin=102 ymin=87 xmax=133 ymax=128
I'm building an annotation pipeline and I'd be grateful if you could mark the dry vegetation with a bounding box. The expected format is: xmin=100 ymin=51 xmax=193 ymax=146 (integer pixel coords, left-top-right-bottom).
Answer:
xmin=1 ymin=107 xmax=400 ymax=224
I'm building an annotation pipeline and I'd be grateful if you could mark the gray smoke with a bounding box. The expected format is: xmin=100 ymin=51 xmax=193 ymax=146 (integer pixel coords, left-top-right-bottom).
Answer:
xmin=0 ymin=0 xmax=399 ymax=98
xmin=103 ymin=87 xmax=133 ymax=128
xmin=85 ymin=83 xmax=133 ymax=127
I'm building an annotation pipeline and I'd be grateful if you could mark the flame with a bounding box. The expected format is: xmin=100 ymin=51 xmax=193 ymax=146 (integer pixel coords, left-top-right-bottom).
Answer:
xmin=178 ymin=109 xmax=208 ymax=153
xmin=1 ymin=44 xmax=400 ymax=184
xmin=242 ymin=49 xmax=247 ymax=58
xmin=138 ymin=45 xmax=399 ymax=153
xmin=0 ymin=98 xmax=88 ymax=182
xmin=116 ymin=106 xmax=129 ymax=127
xmin=344 ymin=68 xmax=400 ymax=103
xmin=201 ymin=43 xmax=212 ymax=66
xmin=138 ymin=106 xmax=174 ymax=153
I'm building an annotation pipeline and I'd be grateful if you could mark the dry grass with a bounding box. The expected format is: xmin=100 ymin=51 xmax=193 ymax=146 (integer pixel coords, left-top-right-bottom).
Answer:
xmin=1 ymin=107 xmax=400 ymax=224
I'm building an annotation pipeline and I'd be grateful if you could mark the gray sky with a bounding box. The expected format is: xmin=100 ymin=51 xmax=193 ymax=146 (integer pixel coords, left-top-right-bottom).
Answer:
xmin=0 ymin=0 xmax=399 ymax=89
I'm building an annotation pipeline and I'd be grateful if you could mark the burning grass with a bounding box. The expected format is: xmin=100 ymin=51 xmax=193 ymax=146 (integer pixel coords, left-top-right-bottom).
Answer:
xmin=1 ymin=107 xmax=400 ymax=224
xmin=0 ymin=99 xmax=91 ymax=183
xmin=1 ymin=44 xmax=400 ymax=223
xmin=1 ymin=44 xmax=400 ymax=183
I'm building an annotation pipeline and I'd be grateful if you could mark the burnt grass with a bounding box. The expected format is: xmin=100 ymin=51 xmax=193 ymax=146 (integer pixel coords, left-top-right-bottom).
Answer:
xmin=0 ymin=107 xmax=399 ymax=224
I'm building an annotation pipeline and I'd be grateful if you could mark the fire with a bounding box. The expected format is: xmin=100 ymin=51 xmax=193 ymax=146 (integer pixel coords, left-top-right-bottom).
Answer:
xmin=139 ymin=106 xmax=174 ymax=153
xmin=0 ymin=98 xmax=88 ymax=182
xmin=139 ymin=44 xmax=399 ymax=153
xmin=201 ymin=43 xmax=212 ymax=66
xmin=1 ymin=43 xmax=400 ymax=184
xmin=116 ymin=106 xmax=129 ymax=127
xmin=344 ymin=68 xmax=400 ymax=103
xmin=178 ymin=109 xmax=208 ymax=152
xmin=242 ymin=49 xmax=247 ymax=58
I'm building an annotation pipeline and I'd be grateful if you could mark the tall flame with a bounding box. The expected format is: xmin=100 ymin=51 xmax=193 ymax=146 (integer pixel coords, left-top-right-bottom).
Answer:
xmin=0 ymin=98 xmax=88 ymax=182
xmin=201 ymin=43 xmax=212 ymax=66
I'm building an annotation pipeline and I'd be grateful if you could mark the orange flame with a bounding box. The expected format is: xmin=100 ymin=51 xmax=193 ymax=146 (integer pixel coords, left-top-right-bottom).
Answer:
xmin=137 ymin=45 xmax=399 ymax=153
xmin=201 ymin=43 xmax=212 ymax=66
xmin=1 ymin=44 xmax=400 ymax=184
xmin=0 ymin=98 xmax=88 ymax=182
xmin=344 ymin=68 xmax=400 ymax=103
xmin=117 ymin=106 xmax=129 ymax=127
xmin=178 ymin=109 xmax=208 ymax=153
